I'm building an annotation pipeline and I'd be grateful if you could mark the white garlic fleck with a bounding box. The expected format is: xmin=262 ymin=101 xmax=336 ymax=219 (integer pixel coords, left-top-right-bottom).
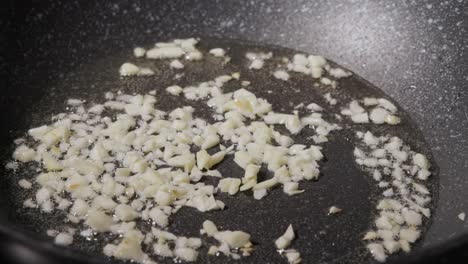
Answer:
xmin=328 ymin=206 xmax=342 ymax=215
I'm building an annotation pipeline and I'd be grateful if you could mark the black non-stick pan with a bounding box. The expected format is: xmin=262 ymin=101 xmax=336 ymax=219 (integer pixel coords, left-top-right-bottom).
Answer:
xmin=0 ymin=0 xmax=467 ymax=263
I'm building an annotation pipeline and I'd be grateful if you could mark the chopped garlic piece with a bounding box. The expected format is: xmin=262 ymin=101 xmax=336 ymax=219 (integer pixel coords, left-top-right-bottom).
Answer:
xmin=55 ymin=232 xmax=73 ymax=246
xmin=207 ymin=245 xmax=218 ymax=255
xmin=283 ymin=182 xmax=303 ymax=195
xmin=328 ymin=67 xmax=351 ymax=78
xmin=385 ymin=114 xmax=401 ymax=125
xmin=253 ymin=177 xmax=278 ymax=190
xmin=369 ymin=107 xmax=389 ymax=124
xmin=214 ymin=231 xmax=251 ymax=248
xmin=328 ymin=206 xmax=342 ymax=215
xmin=384 ymin=240 xmax=401 ymax=254
xmin=209 ymin=48 xmax=226 ymax=57
xmin=166 ymin=85 xmax=183 ymax=96
xmin=42 ymin=152 xmax=63 ymax=171
xmin=253 ymin=189 xmax=267 ymax=200
xmin=273 ymin=70 xmax=290 ymax=81
xmin=363 ymin=97 xmax=378 ymax=106
xmin=115 ymin=204 xmax=139 ymax=221
xmin=413 ymin=153 xmax=430 ymax=170
xmin=275 ymin=225 xmax=301 ymax=263
xmin=133 ymin=47 xmax=146 ymax=58
xmin=249 ymin=59 xmax=264 ymax=69
xmin=153 ymin=243 xmax=173 ymax=257
xmin=246 ymin=52 xmax=272 ymax=70
xmin=399 ymin=229 xmax=420 ymax=243
xmin=351 ymin=113 xmax=369 ymax=123
xmin=264 ymin=113 xmax=303 ymax=134
xmin=149 ymin=207 xmax=168 ymax=227
xmin=284 ymin=248 xmax=302 ymax=264
xmin=13 ymin=145 xmax=36 ymax=162
xmin=323 ymin=93 xmax=337 ymax=105
xmin=363 ymin=231 xmax=378 ymax=240
xmin=170 ymin=59 xmax=184 ymax=69
xmin=36 ymin=188 xmax=51 ymax=204
xmin=218 ymin=178 xmax=241 ymax=195
xmin=174 ymin=247 xmax=198 ymax=262
xmin=201 ymin=220 xmax=218 ymax=236
xmin=119 ymin=63 xmax=140 ymax=76
xmin=18 ymin=179 xmax=32 ymax=189
xmin=377 ymin=98 xmax=397 ymax=113
xmin=233 ymin=151 xmax=252 ymax=169
xmin=402 ymin=208 xmax=422 ymax=226
xmin=70 ymin=199 xmax=88 ymax=217
xmin=86 ymin=209 xmax=112 ymax=232
xmin=275 ymin=224 xmax=295 ymax=249
xmin=367 ymin=243 xmax=387 ymax=262
xmin=146 ymin=47 xmax=184 ymax=59
xmin=306 ymin=103 xmax=323 ymax=111
xmin=104 ymin=230 xmax=146 ymax=262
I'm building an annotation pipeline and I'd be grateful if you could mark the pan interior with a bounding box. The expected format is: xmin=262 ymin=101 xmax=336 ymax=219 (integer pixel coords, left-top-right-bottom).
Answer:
xmin=0 ymin=38 xmax=438 ymax=264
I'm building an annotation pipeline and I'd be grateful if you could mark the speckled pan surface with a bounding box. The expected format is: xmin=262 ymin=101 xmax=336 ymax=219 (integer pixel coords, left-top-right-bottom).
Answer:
xmin=0 ymin=0 xmax=466 ymax=262
xmin=0 ymin=37 xmax=439 ymax=263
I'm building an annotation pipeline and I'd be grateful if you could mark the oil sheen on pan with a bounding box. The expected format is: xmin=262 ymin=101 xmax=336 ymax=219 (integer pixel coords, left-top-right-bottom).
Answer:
xmin=4 ymin=38 xmax=437 ymax=264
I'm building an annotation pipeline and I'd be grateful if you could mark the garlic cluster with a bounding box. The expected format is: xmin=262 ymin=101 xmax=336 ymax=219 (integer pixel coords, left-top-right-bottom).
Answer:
xmin=12 ymin=70 xmax=332 ymax=262
xmin=167 ymin=74 xmax=338 ymax=199
xmin=121 ymin=38 xmax=203 ymax=77
xmin=275 ymin=225 xmax=301 ymax=264
xmin=273 ymin=70 xmax=290 ymax=81
xmin=13 ymin=93 xmax=231 ymax=262
xmin=47 ymin=228 xmax=76 ymax=247
xmin=209 ymin=48 xmax=226 ymax=57
xmin=286 ymin=53 xmax=351 ymax=85
xmin=146 ymin=38 xmax=203 ymax=61
xmin=246 ymin=51 xmax=273 ymax=70
xmin=354 ymin=131 xmax=432 ymax=262
xmin=8 ymin=37 xmax=432 ymax=264
xmin=119 ymin=63 xmax=154 ymax=77
xmin=104 ymin=227 xmax=202 ymax=263
xmin=341 ymin=98 xmax=400 ymax=125
xmin=201 ymin=220 xmax=253 ymax=259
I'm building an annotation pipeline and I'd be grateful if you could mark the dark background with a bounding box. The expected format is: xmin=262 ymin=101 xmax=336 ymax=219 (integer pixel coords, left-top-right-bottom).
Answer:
xmin=0 ymin=0 xmax=467 ymax=263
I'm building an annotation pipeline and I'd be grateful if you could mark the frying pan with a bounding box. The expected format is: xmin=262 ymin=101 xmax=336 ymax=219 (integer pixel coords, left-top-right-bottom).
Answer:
xmin=0 ymin=0 xmax=467 ymax=263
